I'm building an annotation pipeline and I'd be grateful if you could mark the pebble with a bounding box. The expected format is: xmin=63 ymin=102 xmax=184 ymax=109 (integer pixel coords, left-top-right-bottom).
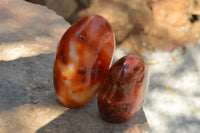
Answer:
xmin=53 ymin=14 xmax=115 ymax=108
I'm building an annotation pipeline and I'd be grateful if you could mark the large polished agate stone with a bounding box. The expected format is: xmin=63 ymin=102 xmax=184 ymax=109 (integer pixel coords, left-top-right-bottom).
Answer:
xmin=98 ymin=55 xmax=149 ymax=122
xmin=53 ymin=14 xmax=115 ymax=108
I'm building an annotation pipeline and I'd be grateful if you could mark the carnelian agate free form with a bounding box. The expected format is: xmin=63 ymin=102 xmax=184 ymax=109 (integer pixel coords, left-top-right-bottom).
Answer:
xmin=54 ymin=15 xmax=115 ymax=108
xmin=98 ymin=55 xmax=149 ymax=123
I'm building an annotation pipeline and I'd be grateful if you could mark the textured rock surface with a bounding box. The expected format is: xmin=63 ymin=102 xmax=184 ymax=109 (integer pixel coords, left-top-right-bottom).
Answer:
xmin=0 ymin=0 xmax=149 ymax=133
xmin=0 ymin=0 xmax=69 ymax=61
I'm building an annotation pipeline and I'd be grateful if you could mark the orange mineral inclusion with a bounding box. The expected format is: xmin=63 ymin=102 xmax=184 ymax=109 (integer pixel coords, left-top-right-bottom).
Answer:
xmin=53 ymin=14 xmax=115 ymax=108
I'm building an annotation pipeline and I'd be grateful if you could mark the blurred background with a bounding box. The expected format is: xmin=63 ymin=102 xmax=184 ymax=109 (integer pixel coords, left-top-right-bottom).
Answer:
xmin=1 ymin=0 xmax=200 ymax=133
xmin=26 ymin=0 xmax=200 ymax=56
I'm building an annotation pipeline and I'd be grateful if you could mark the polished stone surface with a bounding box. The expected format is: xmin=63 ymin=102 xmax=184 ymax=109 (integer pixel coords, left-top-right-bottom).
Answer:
xmin=98 ymin=55 xmax=149 ymax=123
xmin=54 ymin=14 xmax=115 ymax=108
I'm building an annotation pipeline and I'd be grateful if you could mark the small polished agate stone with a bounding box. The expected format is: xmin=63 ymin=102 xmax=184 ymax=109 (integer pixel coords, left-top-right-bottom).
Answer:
xmin=53 ymin=14 xmax=115 ymax=108
xmin=98 ymin=55 xmax=149 ymax=123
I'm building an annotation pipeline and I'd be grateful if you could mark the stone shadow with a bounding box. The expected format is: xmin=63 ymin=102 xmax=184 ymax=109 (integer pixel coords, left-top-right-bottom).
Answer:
xmin=0 ymin=53 xmax=55 ymax=111
xmin=0 ymin=53 xmax=149 ymax=132
xmin=36 ymin=98 xmax=149 ymax=133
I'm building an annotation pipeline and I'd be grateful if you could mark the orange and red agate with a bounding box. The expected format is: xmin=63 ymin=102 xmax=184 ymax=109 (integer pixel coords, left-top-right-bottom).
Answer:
xmin=53 ymin=14 xmax=115 ymax=108
xmin=98 ymin=55 xmax=149 ymax=123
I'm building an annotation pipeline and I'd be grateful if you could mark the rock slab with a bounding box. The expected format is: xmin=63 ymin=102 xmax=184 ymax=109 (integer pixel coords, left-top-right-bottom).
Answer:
xmin=0 ymin=0 xmax=149 ymax=133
